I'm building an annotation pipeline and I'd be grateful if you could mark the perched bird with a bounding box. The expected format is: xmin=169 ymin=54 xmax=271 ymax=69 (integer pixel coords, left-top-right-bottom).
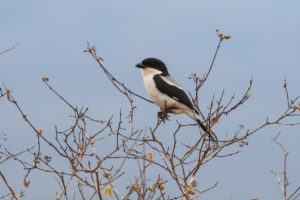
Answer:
xmin=136 ymin=58 xmax=216 ymax=143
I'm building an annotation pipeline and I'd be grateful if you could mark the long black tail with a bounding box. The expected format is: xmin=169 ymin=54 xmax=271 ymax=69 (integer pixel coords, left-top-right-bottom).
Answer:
xmin=196 ymin=119 xmax=216 ymax=144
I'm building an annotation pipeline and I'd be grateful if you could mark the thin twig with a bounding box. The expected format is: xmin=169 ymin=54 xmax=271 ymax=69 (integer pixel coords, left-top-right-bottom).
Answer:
xmin=0 ymin=43 xmax=19 ymax=55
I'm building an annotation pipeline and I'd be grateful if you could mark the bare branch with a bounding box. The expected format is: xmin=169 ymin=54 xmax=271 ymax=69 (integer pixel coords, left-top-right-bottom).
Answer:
xmin=0 ymin=43 xmax=19 ymax=55
xmin=271 ymin=134 xmax=300 ymax=200
xmin=0 ymin=170 xmax=19 ymax=200
xmin=84 ymin=42 xmax=153 ymax=104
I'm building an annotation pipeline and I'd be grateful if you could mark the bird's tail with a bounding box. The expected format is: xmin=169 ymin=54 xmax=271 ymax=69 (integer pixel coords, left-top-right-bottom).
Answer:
xmin=196 ymin=119 xmax=217 ymax=144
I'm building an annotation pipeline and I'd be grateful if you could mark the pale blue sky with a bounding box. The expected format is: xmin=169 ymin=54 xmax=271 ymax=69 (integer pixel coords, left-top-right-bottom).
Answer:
xmin=1 ymin=0 xmax=300 ymax=199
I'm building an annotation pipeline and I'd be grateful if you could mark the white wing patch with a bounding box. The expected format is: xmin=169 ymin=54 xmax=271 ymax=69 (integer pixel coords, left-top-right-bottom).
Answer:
xmin=173 ymin=96 xmax=179 ymax=101
xmin=160 ymin=75 xmax=183 ymax=89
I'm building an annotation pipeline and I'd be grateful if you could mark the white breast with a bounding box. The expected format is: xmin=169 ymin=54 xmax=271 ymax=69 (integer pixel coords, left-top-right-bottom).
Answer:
xmin=142 ymin=72 xmax=165 ymax=106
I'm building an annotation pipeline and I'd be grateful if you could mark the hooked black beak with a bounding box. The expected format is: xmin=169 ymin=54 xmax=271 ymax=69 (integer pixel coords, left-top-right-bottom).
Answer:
xmin=136 ymin=62 xmax=145 ymax=68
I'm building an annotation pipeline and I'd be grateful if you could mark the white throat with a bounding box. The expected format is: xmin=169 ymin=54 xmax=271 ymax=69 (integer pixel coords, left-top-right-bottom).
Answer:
xmin=141 ymin=67 xmax=162 ymax=77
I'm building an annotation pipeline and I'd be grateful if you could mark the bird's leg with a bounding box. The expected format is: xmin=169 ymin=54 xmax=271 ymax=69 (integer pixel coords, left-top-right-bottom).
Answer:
xmin=157 ymin=101 xmax=171 ymax=123
xmin=157 ymin=111 xmax=170 ymax=123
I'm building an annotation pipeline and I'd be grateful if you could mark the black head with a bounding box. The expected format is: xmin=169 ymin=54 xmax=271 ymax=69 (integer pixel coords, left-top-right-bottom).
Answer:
xmin=136 ymin=58 xmax=168 ymax=74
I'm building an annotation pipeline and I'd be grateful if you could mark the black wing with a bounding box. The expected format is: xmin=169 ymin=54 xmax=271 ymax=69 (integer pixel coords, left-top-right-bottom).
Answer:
xmin=153 ymin=75 xmax=198 ymax=114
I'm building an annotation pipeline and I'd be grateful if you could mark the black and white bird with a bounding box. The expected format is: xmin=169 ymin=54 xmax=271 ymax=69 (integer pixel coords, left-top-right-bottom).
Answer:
xmin=136 ymin=58 xmax=216 ymax=143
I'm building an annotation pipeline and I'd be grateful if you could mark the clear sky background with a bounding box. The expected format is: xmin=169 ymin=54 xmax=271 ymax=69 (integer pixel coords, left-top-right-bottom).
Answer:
xmin=1 ymin=0 xmax=300 ymax=199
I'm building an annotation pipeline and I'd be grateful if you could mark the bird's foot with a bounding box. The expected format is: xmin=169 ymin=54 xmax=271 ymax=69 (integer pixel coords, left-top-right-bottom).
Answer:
xmin=157 ymin=111 xmax=170 ymax=123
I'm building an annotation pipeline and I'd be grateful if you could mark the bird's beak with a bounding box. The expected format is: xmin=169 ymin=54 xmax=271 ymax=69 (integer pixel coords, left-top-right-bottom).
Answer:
xmin=136 ymin=62 xmax=145 ymax=68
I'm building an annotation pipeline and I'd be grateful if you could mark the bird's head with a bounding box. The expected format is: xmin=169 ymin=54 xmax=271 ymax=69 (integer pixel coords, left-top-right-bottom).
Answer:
xmin=136 ymin=58 xmax=169 ymax=75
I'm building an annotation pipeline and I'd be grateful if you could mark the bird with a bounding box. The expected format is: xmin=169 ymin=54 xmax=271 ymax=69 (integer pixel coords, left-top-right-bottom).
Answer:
xmin=136 ymin=58 xmax=216 ymax=143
